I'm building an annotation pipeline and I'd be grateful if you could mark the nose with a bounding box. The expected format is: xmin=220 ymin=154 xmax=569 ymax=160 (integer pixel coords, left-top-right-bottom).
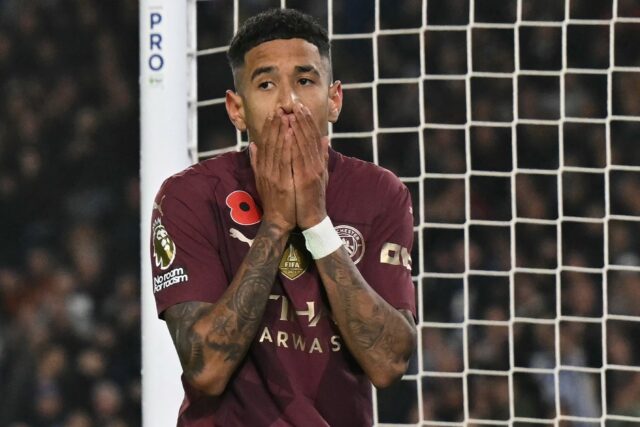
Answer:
xmin=277 ymin=83 xmax=299 ymax=114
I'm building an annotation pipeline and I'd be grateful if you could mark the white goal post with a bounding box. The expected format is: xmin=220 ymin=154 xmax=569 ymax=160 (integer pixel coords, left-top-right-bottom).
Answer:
xmin=140 ymin=0 xmax=190 ymax=425
xmin=141 ymin=0 xmax=640 ymax=425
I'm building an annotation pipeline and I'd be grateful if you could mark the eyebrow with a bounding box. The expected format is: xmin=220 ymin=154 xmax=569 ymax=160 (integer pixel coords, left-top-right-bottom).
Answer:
xmin=249 ymin=64 xmax=321 ymax=82
xmin=295 ymin=65 xmax=321 ymax=77
xmin=250 ymin=66 xmax=276 ymax=82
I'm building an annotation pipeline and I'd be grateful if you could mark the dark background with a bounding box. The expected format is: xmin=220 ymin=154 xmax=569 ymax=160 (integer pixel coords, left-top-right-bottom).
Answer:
xmin=0 ymin=2 xmax=140 ymax=426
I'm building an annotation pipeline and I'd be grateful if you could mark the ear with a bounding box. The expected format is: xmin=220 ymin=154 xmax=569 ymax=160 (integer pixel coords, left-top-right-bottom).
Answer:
xmin=225 ymin=90 xmax=246 ymax=131
xmin=328 ymin=80 xmax=343 ymax=123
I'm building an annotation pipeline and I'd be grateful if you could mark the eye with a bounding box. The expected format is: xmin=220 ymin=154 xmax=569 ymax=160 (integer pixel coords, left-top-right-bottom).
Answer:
xmin=299 ymin=78 xmax=314 ymax=86
xmin=258 ymin=81 xmax=273 ymax=90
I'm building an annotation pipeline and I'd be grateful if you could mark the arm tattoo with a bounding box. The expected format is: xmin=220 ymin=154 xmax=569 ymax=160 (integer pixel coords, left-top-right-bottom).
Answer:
xmin=165 ymin=301 xmax=209 ymax=379
xmin=318 ymin=248 xmax=416 ymax=373
xmin=164 ymin=222 xmax=287 ymax=385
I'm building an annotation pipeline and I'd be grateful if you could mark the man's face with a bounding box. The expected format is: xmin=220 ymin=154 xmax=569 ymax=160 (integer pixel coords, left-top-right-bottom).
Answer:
xmin=226 ymin=38 xmax=342 ymax=145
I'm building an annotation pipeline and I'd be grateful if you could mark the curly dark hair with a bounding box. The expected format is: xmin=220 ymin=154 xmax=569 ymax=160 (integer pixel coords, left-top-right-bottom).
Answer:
xmin=227 ymin=8 xmax=330 ymax=74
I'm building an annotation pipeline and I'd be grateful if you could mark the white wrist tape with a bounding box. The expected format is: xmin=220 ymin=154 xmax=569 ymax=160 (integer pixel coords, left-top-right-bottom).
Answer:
xmin=302 ymin=216 xmax=343 ymax=259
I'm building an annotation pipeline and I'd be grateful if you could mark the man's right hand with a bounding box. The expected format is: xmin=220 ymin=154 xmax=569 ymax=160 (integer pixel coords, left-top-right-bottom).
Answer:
xmin=250 ymin=110 xmax=296 ymax=233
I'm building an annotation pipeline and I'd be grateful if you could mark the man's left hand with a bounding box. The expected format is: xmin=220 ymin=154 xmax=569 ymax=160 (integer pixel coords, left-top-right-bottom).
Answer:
xmin=289 ymin=102 xmax=330 ymax=230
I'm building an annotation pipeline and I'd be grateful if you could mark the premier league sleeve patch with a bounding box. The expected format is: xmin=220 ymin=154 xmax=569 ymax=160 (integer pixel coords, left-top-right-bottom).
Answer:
xmin=153 ymin=218 xmax=176 ymax=270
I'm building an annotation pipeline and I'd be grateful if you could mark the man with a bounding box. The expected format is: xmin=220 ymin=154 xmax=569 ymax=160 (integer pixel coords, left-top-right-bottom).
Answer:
xmin=150 ymin=8 xmax=416 ymax=426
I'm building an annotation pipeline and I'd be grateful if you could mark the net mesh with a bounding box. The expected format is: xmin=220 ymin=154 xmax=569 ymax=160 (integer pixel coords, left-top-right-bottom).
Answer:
xmin=189 ymin=0 xmax=640 ymax=424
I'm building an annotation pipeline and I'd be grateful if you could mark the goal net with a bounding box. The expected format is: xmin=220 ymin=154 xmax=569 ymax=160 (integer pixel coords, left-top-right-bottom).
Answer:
xmin=141 ymin=0 xmax=640 ymax=425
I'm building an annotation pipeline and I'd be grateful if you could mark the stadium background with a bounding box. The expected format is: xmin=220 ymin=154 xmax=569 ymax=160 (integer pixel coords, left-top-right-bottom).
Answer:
xmin=2 ymin=0 xmax=640 ymax=426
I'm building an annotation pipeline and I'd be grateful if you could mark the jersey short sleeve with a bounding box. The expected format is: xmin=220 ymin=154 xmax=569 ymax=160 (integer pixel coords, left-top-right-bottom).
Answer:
xmin=150 ymin=174 xmax=228 ymax=317
xmin=360 ymin=172 xmax=416 ymax=317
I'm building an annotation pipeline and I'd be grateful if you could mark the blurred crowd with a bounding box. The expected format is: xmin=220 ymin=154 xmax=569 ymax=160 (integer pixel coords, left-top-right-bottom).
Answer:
xmin=1 ymin=0 xmax=639 ymax=426
xmin=0 ymin=1 xmax=139 ymax=426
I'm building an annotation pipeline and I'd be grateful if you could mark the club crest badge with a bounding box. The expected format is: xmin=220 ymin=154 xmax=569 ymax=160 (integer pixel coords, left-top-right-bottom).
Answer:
xmin=153 ymin=218 xmax=176 ymax=270
xmin=335 ymin=225 xmax=365 ymax=264
xmin=279 ymin=233 xmax=310 ymax=280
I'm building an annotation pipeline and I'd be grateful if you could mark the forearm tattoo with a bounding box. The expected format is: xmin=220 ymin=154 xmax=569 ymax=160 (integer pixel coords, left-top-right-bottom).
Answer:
xmin=318 ymin=248 xmax=416 ymax=369
xmin=164 ymin=222 xmax=286 ymax=383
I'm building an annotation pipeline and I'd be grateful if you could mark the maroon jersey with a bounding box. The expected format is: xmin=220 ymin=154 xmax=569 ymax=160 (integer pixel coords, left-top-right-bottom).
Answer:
xmin=150 ymin=148 xmax=415 ymax=427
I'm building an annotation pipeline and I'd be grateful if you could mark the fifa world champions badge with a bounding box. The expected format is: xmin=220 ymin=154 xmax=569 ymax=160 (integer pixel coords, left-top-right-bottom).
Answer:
xmin=278 ymin=233 xmax=310 ymax=280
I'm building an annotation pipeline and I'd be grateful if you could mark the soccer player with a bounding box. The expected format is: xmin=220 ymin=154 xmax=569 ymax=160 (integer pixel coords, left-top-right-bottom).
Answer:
xmin=150 ymin=8 xmax=416 ymax=426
